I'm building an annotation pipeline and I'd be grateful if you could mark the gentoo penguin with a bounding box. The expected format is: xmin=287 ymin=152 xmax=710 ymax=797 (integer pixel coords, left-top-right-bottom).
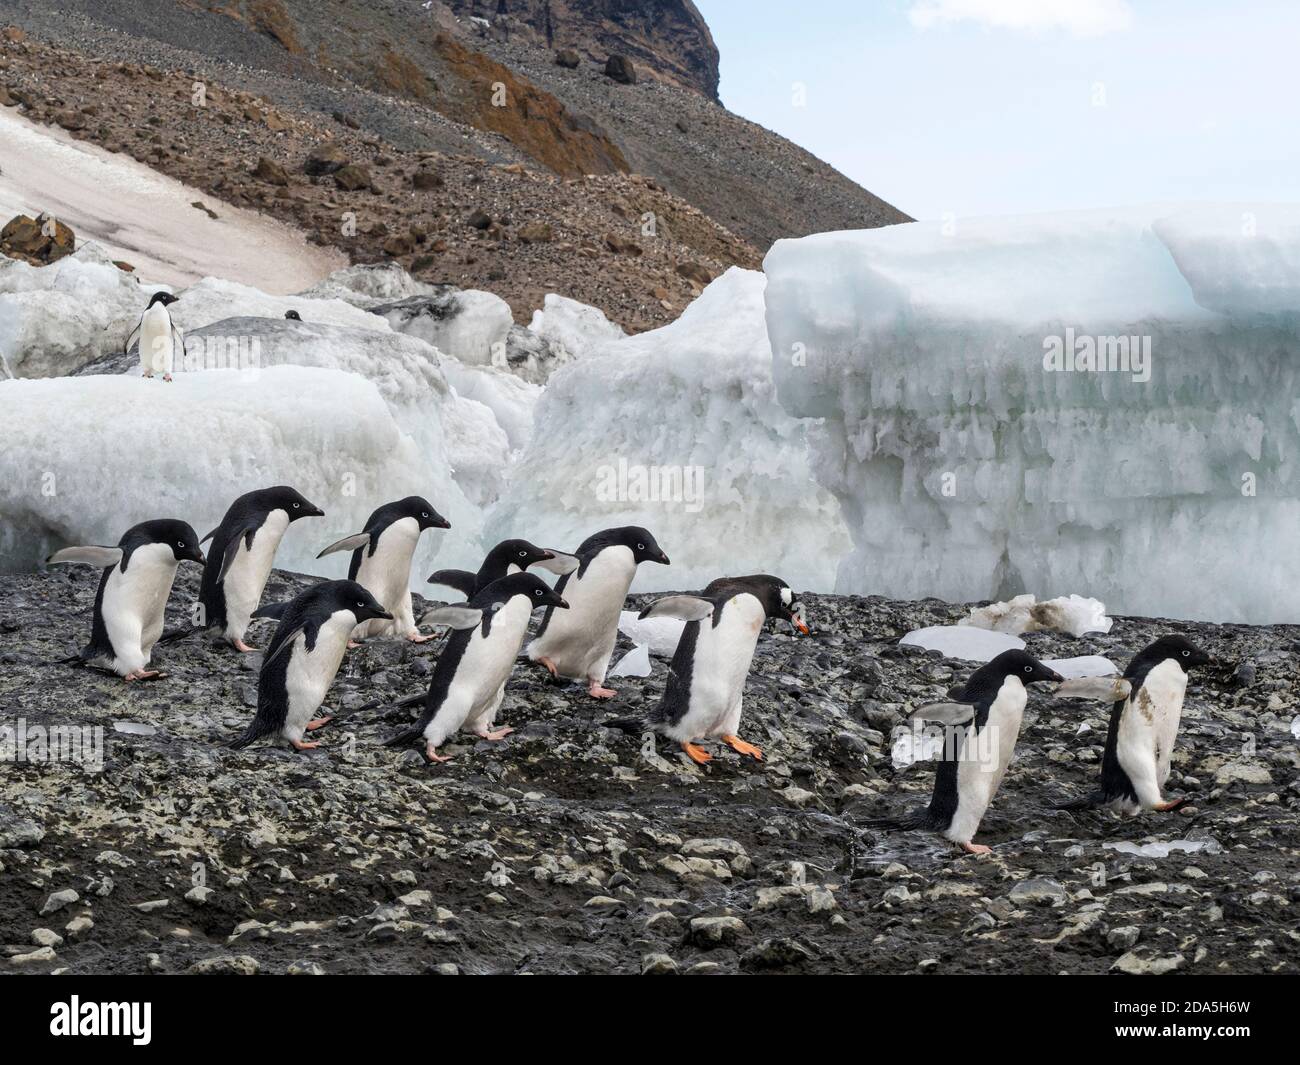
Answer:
xmin=230 ymin=580 xmax=392 ymax=751
xmin=525 ymin=526 xmax=669 ymax=699
xmin=610 ymin=575 xmax=809 ymax=765
xmin=1054 ymin=635 xmax=1211 ymax=815
xmin=428 ymin=537 xmax=578 ymax=599
xmin=198 ymin=486 xmax=324 ymax=652
xmin=385 ymin=573 xmax=568 ymax=763
xmin=315 ymin=496 xmax=451 ymax=643
xmin=46 ymin=520 xmax=206 ymax=681
xmin=284 ymin=310 xmax=302 ymax=321
xmin=125 ymin=292 xmax=183 ymax=382
xmin=865 ymin=650 xmax=1064 ymax=854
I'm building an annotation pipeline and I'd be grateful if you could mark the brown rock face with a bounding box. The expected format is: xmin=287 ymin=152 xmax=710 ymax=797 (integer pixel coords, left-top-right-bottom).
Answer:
xmin=252 ymin=156 xmax=289 ymax=185
xmin=333 ymin=163 xmax=374 ymax=191
xmin=1 ymin=213 xmax=74 ymax=265
xmin=603 ymin=55 xmax=636 ymax=85
xmin=304 ymin=144 xmax=349 ymax=176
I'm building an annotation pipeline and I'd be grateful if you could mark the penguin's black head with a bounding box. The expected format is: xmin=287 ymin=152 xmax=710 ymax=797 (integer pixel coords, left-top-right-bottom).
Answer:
xmin=148 ymin=291 xmax=179 ymax=308
xmin=136 ymin=518 xmax=206 ymax=565
xmin=613 ymin=526 xmax=669 ymax=566
xmin=332 ymin=580 xmax=392 ymax=623
xmin=395 ymin=495 xmax=451 ymax=531
xmin=284 ymin=310 xmax=302 ymax=321
xmin=263 ymin=485 xmax=325 ymax=522
xmin=1149 ymin=634 xmax=1212 ymax=670
xmin=491 ymin=538 xmax=555 ymax=569
xmin=704 ymin=574 xmax=809 ymax=634
xmin=490 ymin=572 xmax=568 ymax=610
xmin=986 ymin=650 xmax=1065 ymax=686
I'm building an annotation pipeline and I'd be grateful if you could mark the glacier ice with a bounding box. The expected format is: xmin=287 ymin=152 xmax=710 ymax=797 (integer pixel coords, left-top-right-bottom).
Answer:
xmin=488 ymin=268 xmax=849 ymax=593
xmin=765 ymin=204 xmax=1300 ymax=623
xmin=1042 ymin=655 xmax=1119 ymax=679
xmin=608 ymin=643 xmax=653 ymax=679
xmin=371 ymin=289 xmax=513 ymax=367
xmin=960 ymin=594 xmax=1112 ymax=636
xmin=618 ymin=610 xmax=686 ymax=658
xmin=898 ymin=625 xmax=1025 ymax=662
xmin=528 ymin=293 xmax=626 ymax=359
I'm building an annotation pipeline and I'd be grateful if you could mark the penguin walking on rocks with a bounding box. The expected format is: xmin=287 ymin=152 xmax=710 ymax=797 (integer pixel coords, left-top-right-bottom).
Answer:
xmin=864 ymin=650 xmax=1064 ymax=854
xmin=384 ymin=573 xmax=568 ymax=763
xmin=46 ymin=520 xmax=206 ymax=681
xmin=525 ymin=526 xmax=669 ymax=699
xmin=125 ymin=292 xmax=183 ymax=381
xmin=231 ymin=580 xmax=392 ymax=751
xmin=1053 ymin=635 xmax=1211 ymax=815
xmin=199 ymin=486 xmax=324 ymax=652
xmin=428 ymin=537 xmax=578 ymax=599
xmin=608 ymin=575 xmax=809 ymax=765
xmin=315 ymin=496 xmax=451 ymax=643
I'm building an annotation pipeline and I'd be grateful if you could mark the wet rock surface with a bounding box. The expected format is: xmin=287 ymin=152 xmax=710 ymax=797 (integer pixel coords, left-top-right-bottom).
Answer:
xmin=1 ymin=567 xmax=1296 ymax=974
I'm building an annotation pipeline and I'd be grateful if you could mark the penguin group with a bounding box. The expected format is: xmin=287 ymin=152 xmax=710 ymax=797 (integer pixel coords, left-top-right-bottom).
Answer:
xmin=45 ymin=480 xmax=1215 ymax=857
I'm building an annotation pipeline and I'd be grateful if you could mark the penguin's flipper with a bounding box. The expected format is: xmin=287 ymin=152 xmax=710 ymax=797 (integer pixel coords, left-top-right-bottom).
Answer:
xmin=426 ymin=569 xmax=477 ymax=598
xmin=262 ymin=620 xmax=319 ymax=669
xmin=199 ymin=527 xmax=218 ymax=545
xmin=251 ymin=601 xmax=290 ymax=621
xmin=533 ymin=550 xmax=580 ymax=576
xmin=123 ymin=317 xmax=142 ymax=356
xmin=45 ymin=546 xmax=124 ymax=568
xmin=1053 ymin=676 xmax=1133 ymax=702
xmin=418 ymin=605 xmax=484 ymax=630
xmin=910 ymin=701 xmax=975 ymax=727
xmin=637 ymin=595 xmax=715 ymax=622
xmin=316 ymin=532 xmax=371 ymax=559
xmin=216 ymin=518 xmax=262 ymax=583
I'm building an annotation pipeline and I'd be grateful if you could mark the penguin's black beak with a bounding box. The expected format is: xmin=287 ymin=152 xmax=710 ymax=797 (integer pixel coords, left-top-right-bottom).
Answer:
xmin=539 ymin=550 xmax=555 ymax=560
xmin=1042 ymin=669 xmax=1066 ymax=684
xmin=431 ymin=513 xmax=451 ymax=530
xmin=550 ymin=595 xmax=570 ymax=610
xmin=306 ymin=505 xmax=325 ymax=518
xmin=187 ymin=547 xmax=207 ymax=565
xmin=655 ymin=551 xmax=670 ymax=565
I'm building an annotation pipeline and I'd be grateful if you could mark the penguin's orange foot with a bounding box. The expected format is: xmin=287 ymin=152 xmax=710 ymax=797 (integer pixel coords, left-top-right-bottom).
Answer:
xmin=347 ymin=639 xmax=362 ymax=649
xmin=233 ymin=638 xmax=258 ymax=653
xmin=479 ymin=726 xmax=514 ymax=741
xmin=407 ymin=632 xmax=436 ymax=644
xmin=123 ymin=669 xmax=163 ymax=682
xmin=960 ymin=841 xmax=991 ymax=855
xmin=306 ymin=716 xmax=333 ymax=732
xmin=290 ymin=738 xmax=320 ymax=751
xmin=721 ymin=734 xmax=763 ymax=761
xmin=425 ymin=746 xmax=451 ymax=764
xmin=681 ymin=742 xmax=712 ymax=765
xmin=163 ymin=373 xmax=173 ymax=382
xmin=1154 ymin=797 xmax=1188 ymax=812
xmin=588 ymin=683 xmax=617 ymax=699
xmin=538 ymin=656 xmax=559 ymax=678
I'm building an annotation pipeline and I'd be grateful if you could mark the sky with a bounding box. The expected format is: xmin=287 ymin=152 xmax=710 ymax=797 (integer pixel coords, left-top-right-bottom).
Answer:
xmin=694 ymin=0 xmax=1300 ymax=221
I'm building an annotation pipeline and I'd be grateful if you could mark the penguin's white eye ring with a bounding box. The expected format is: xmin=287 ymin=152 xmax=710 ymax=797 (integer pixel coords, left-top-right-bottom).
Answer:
xmin=1023 ymin=665 xmax=1033 ymax=673
xmin=519 ymin=550 xmax=528 ymax=557
xmin=177 ymin=541 xmax=184 ymax=547
xmin=534 ymin=588 xmax=543 ymax=596
xmin=422 ymin=512 xmax=428 ymax=518
xmin=637 ymin=543 xmax=645 ymax=550
xmin=1182 ymin=650 xmax=1190 ymax=657
xmin=356 ymin=601 xmax=364 ymax=608
xmin=292 ymin=502 xmax=300 ymax=509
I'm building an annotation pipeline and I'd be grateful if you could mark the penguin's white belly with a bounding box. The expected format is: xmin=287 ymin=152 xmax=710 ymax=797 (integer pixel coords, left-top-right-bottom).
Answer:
xmin=1117 ymin=659 xmax=1186 ymax=808
xmin=527 ymin=547 xmax=635 ymax=682
xmin=283 ymin=611 xmax=354 ymax=740
xmin=670 ymin=595 xmax=763 ymax=742
xmin=224 ymin=509 xmax=289 ymax=638
xmin=354 ymin=518 xmax=419 ymax=637
xmin=100 ymin=544 xmax=179 ymax=674
xmin=946 ymin=676 xmax=1026 ymax=844
xmin=139 ymin=305 xmax=174 ymax=375
xmin=427 ymin=598 xmax=531 ymax=744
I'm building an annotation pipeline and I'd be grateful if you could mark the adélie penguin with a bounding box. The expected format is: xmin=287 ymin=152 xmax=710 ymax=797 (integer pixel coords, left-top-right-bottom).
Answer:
xmin=428 ymin=537 xmax=578 ymax=599
xmin=231 ymin=580 xmax=392 ymax=751
xmin=606 ymin=575 xmax=809 ymax=765
xmin=125 ymin=291 xmax=183 ymax=382
xmin=315 ymin=496 xmax=451 ymax=643
xmin=46 ymin=520 xmax=206 ymax=681
xmin=864 ymin=650 xmax=1064 ymax=854
xmin=385 ymin=573 xmax=568 ymax=763
xmin=1053 ymin=634 xmax=1211 ymax=815
xmin=198 ymin=486 xmax=324 ymax=652
xmin=525 ymin=526 xmax=669 ymax=699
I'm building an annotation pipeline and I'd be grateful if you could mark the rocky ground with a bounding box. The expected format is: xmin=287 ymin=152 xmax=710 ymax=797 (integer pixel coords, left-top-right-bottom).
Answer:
xmin=1 ymin=567 xmax=1296 ymax=975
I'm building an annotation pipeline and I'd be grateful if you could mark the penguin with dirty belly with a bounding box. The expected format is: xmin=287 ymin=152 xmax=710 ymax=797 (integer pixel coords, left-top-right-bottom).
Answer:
xmin=1053 ymin=634 xmax=1211 ymax=815
xmin=384 ymin=573 xmax=569 ymax=763
xmin=230 ymin=580 xmax=392 ymax=751
xmin=428 ymin=538 xmax=578 ymax=600
xmin=525 ymin=526 xmax=669 ymax=699
xmin=864 ymin=650 xmax=1065 ymax=854
xmin=198 ymin=486 xmax=324 ymax=652
xmin=46 ymin=519 xmax=206 ymax=681
xmin=125 ymin=292 xmax=183 ymax=381
xmin=315 ymin=496 xmax=451 ymax=643
xmin=607 ymin=575 xmax=810 ymax=765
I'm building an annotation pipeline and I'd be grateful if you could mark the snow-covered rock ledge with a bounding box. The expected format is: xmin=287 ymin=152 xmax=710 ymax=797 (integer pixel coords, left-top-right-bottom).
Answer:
xmin=764 ymin=205 xmax=1300 ymax=623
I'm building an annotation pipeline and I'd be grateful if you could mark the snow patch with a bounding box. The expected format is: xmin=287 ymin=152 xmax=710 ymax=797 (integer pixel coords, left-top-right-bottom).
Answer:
xmin=898 ymin=625 xmax=1025 ymax=661
xmin=960 ymin=594 xmax=1112 ymax=636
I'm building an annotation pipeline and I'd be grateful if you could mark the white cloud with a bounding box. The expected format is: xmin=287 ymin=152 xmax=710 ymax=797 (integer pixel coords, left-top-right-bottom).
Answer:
xmin=908 ymin=0 xmax=1135 ymax=37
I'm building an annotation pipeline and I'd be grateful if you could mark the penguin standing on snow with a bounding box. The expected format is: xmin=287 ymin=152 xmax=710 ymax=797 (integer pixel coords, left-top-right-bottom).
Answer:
xmin=609 ymin=575 xmax=809 ymax=765
xmin=199 ymin=486 xmax=324 ymax=652
xmin=1053 ymin=634 xmax=1211 ymax=815
xmin=428 ymin=537 xmax=578 ymax=599
xmin=525 ymin=526 xmax=669 ymax=699
xmin=315 ymin=496 xmax=451 ymax=643
xmin=864 ymin=650 xmax=1064 ymax=854
xmin=385 ymin=573 xmax=569 ymax=763
xmin=47 ymin=520 xmax=206 ymax=681
xmin=125 ymin=292 xmax=183 ymax=381
xmin=231 ymin=580 xmax=392 ymax=752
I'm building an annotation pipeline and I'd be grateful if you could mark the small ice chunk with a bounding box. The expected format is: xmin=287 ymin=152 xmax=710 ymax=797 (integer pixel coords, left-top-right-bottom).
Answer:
xmin=1103 ymin=838 xmax=1222 ymax=859
xmin=1044 ymin=656 xmax=1119 ymax=679
xmin=891 ymin=723 xmax=946 ymax=768
xmin=618 ymin=610 xmax=686 ymax=658
xmin=608 ymin=643 xmax=652 ymax=678
xmin=960 ymin=594 xmax=1112 ymax=637
xmin=899 ymin=625 xmax=1024 ymax=662
xmin=1291 ymin=717 xmax=1300 ymax=741
xmin=112 ymin=721 xmax=157 ymax=736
